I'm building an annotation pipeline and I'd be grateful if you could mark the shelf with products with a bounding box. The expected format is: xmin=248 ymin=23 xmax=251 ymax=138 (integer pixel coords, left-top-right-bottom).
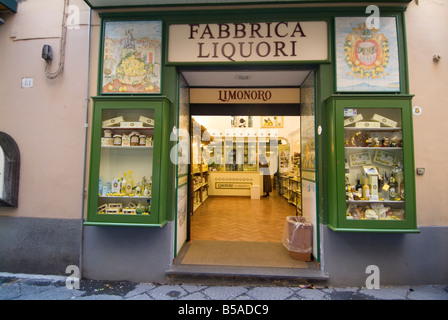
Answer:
xmin=343 ymin=108 xmax=405 ymax=222
xmin=279 ymin=173 xmax=302 ymax=215
xmin=326 ymin=95 xmax=418 ymax=232
xmin=191 ymin=122 xmax=210 ymax=213
xmin=86 ymin=97 xmax=169 ymax=227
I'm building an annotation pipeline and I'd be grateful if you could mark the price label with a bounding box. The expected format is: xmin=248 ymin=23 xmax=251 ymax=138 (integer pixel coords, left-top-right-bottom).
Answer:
xmin=344 ymin=108 xmax=357 ymax=117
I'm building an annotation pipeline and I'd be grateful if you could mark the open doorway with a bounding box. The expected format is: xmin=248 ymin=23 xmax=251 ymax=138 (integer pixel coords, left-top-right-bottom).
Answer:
xmin=174 ymin=68 xmax=318 ymax=273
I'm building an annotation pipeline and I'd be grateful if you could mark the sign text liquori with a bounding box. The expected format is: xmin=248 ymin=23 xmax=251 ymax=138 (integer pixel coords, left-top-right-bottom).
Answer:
xmin=168 ymin=21 xmax=328 ymax=63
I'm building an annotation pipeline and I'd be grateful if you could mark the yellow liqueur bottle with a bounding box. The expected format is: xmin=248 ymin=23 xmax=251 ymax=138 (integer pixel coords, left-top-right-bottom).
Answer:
xmin=121 ymin=172 xmax=127 ymax=194
xmin=362 ymin=174 xmax=370 ymax=200
xmin=389 ymin=173 xmax=397 ymax=200
xmin=126 ymin=170 xmax=134 ymax=194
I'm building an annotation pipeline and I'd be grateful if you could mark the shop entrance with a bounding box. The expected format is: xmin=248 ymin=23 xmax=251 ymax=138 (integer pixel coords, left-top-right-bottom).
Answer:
xmin=173 ymin=68 xmax=319 ymax=276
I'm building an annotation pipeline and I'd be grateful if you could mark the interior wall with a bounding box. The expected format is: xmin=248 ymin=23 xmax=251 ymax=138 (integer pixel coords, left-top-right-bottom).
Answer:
xmin=193 ymin=116 xmax=301 ymax=141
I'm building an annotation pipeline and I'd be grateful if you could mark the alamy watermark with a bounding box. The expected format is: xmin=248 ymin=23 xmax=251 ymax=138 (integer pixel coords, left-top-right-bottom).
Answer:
xmin=66 ymin=5 xmax=80 ymax=30
xmin=365 ymin=5 xmax=380 ymax=29
xmin=170 ymin=125 xmax=279 ymax=174
xmin=365 ymin=265 xmax=380 ymax=289
xmin=65 ymin=265 xmax=80 ymax=290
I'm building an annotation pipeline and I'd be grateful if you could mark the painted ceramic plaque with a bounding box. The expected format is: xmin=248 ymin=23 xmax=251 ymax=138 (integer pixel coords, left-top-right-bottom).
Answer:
xmin=101 ymin=20 xmax=162 ymax=94
xmin=335 ymin=17 xmax=400 ymax=92
xmin=261 ymin=116 xmax=283 ymax=128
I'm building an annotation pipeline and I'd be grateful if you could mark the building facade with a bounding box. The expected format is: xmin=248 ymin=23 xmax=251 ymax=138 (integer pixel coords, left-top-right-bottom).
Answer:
xmin=0 ymin=0 xmax=447 ymax=286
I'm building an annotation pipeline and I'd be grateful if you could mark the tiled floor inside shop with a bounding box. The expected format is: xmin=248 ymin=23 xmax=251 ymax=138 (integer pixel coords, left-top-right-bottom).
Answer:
xmin=190 ymin=191 xmax=295 ymax=242
xmin=170 ymin=190 xmax=325 ymax=279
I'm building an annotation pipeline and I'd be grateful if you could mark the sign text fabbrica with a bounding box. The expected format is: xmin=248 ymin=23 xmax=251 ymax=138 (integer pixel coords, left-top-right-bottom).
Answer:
xmin=169 ymin=21 xmax=328 ymax=63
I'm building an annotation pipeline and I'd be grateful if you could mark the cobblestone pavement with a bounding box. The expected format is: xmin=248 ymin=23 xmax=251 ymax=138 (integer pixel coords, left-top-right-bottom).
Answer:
xmin=1 ymin=273 xmax=447 ymax=301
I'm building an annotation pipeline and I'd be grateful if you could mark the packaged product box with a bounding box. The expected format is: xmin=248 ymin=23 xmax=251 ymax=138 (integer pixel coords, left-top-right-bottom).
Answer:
xmin=105 ymin=208 xmax=120 ymax=215
xmin=111 ymin=179 xmax=121 ymax=193
xmin=139 ymin=116 xmax=155 ymax=127
xmin=120 ymin=121 xmax=144 ymax=128
xmin=101 ymin=137 xmax=113 ymax=146
xmin=371 ymin=114 xmax=398 ymax=127
xmin=102 ymin=116 xmax=124 ymax=127
xmin=369 ymin=175 xmax=379 ymax=197
xmin=355 ymin=121 xmax=381 ymax=128
xmin=122 ymin=208 xmax=137 ymax=215
xmin=282 ymin=216 xmax=312 ymax=261
xmin=344 ymin=114 xmax=363 ymax=126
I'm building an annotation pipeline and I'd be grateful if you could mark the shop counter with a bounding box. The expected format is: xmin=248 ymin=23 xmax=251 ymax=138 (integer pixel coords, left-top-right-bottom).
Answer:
xmin=208 ymin=171 xmax=263 ymax=197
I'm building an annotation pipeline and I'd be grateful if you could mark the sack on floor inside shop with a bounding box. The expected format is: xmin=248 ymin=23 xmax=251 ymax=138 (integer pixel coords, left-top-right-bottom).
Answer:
xmin=282 ymin=216 xmax=312 ymax=261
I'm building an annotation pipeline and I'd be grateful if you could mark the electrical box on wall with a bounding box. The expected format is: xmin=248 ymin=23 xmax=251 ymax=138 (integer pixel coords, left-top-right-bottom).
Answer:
xmin=41 ymin=45 xmax=53 ymax=61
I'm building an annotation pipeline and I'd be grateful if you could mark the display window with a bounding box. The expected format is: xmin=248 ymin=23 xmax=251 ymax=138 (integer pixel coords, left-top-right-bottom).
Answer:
xmin=344 ymin=108 xmax=405 ymax=222
xmin=326 ymin=96 xmax=418 ymax=232
xmin=86 ymin=98 xmax=169 ymax=227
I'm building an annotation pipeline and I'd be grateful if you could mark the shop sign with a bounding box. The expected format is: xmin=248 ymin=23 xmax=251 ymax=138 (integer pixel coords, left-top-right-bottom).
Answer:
xmin=190 ymin=88 xmax=300 ymax=104
xmin=168 ymin=21 xmax=328 ymax=63
xmin=215 ymin=182 xmax=252 ymax=189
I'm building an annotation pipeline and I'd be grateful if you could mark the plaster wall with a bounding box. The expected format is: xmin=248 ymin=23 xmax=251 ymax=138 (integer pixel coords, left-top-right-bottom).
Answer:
xmin=0 ymin=0 xmax=91 ymax=219
xmin=405 ymin=0 xmax=448 ymax=226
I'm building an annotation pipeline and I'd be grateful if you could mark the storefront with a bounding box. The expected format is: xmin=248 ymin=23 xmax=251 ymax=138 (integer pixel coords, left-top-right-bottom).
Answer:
xmin=1 ymin=0 xmax=447 ymax=287
xmin=78 ymin=0 xmax=424 ymax=286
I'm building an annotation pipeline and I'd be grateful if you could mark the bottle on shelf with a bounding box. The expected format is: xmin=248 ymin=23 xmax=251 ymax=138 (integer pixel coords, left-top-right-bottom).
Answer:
xmin=126 ymin=170 xmax=134 ymax=194
xmin=378 ymin=171 xmax=384 ymax=199
xmin=136 ymin=201 xmax=144 ymax=215
xmin=382 ymin=172 xmax=390 ymax=201
xmin=355 ymin=174 xmax=362 ymax=196
xmin=400 ymin=180 xmax=405 ymax=200
xmin=389 ymin=172 xmax=397 ymax=200
xmin=121 ymin=172 xmax=127 ymax=194
xmin=99 ymin=177 xmax=103 ymax=194
xmin=362 ymin=173 xmax=370 ymax=200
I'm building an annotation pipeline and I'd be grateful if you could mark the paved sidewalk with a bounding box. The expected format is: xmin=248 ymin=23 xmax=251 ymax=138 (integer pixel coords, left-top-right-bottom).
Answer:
xmin=1 ymin=272 xmax=447 ymax=301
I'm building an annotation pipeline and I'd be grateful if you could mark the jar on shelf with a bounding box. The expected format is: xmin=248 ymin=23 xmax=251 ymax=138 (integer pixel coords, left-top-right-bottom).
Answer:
xmin=130 ymin=132 xmax=140 ymax=146
xmin=113 ymin=134 xmax=122 ymax=146
xmin=139 ymin=135 xmax=146 ymax=146
xmin=104 ymin=129 xmax=112 ymax=138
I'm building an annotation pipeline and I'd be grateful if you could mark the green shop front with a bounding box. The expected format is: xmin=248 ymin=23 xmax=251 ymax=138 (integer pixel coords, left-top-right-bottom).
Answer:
xmin=82 ymin=0 xmax=421 ymax=286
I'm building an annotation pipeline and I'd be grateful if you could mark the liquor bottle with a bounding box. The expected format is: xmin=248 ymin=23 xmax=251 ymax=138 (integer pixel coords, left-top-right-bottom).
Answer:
xmin=126 ymin=170 xmax=134 ymax=194
xmin=355 ymin=174 xmax=362 ymax=195
xmin=362 ymin=174 xmax=370 ymax=200
xmin=382 ymin=172 xmax=389 ymax=200
xmin=400 ymin=180 xmax=404 ymax=200
xmin=98 ymin=177 xmax=104 ymax=194
xmin=389 ymin=173 xmax=397 ymax=200
xmin=121 ymin=172 xmax=127 ymax=194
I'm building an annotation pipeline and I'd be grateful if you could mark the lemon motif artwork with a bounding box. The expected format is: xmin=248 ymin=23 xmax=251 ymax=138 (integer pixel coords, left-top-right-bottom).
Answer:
xmin=101 ymin=20 xmax=162 ymax=93
xmin=116 ymin=54 xmax=147 ymax=85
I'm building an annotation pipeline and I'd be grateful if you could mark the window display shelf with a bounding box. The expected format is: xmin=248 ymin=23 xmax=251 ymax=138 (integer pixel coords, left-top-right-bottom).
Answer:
xmin=346 ymin=200 xmax=404 ymax=204
xmin=99 ymin=195 xmax=151 ymax=200
xmin=86 ymin=97 xmax=169 ymax=227
xmin=101 ymin=146 xmax=153 ymax=149
xmin=345 ymin=147 xmax=402 ymax=150
xmin=326 ymin=95 xmax=418 ymax=233
xmin=102 ymin=127 xmax=154 ymax=130
xmin=344 ymin=127 xmax=402 ymax=131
